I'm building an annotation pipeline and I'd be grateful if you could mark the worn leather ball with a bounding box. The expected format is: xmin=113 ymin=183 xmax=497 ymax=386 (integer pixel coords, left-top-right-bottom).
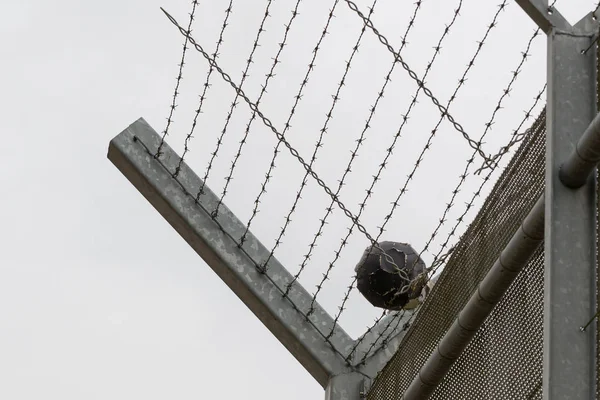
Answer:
xmin=355 ymin=241 xmax=426 ymax=311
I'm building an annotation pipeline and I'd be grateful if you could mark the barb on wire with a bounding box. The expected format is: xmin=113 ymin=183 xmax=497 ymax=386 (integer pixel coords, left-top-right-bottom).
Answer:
xmin=156 ymin=0 xmax=200 ymax=159
xmin=196 ymin=1 xmax=273 ymax=203
xmin=343 ymin=0 xmax=497 ymax=171
xmin=161 ymin=7 xmax=384 ymax=254
xmin=174 ymin=1 xmax=234 ymax=178
xmin=211 ymin=0 xmax=303 ymax=217
xmin=284 ymin=0 xmax=426 ymax=298
xmin=266 ymin=0 xmax=378 ymax=280
xmin=239 ymin=0 xmax=341 ymax=248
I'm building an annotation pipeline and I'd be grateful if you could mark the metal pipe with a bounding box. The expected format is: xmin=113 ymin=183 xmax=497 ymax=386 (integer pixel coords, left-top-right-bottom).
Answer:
xmin=401 ymin=196 xmax=545 ymax=400
xmin=559 ymin=111 xmax=600 ymax=188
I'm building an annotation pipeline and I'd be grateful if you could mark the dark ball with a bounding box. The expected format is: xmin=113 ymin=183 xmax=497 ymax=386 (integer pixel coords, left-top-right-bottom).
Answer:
xmin=355 ymin=241 xmax=426 ymax=311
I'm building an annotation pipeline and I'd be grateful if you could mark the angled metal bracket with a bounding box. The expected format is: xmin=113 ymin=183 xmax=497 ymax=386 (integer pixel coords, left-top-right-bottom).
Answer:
xmin=514 ymin=0 xmax=570 ymax=34
xmin=107 ymin=118 xmax=410 ymax=399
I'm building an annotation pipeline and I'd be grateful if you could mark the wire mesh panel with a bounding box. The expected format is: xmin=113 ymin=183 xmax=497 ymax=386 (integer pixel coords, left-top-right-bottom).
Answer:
xmin=367 ymin=111 xmax=546 ymax=399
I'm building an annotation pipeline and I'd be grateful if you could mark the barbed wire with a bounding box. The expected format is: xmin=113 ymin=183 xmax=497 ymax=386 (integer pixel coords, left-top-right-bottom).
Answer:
xmin=213 ymin=1 xmax=303 ymax=217
xmin=174 ymin=1 xmax=234 ymax=178
xmin=315 ymin=0 xmax=466 ymax=332
xmin=346 ymin=12 xmax=545 ymax=364
xmin=156 ymin=0 xmax=200 ymax=159
xmin=343 ymin=0 xmax=497 ymax=171
xmin=284 ymin=0 xmax=427 ymax=298
xmin=427 ymin=87 xmax=546 ymax=279
xmin=264 ymin=0 xmax=379 ymax=277
xmin=414 ymin=26 xmax=539 ymax=266
xmin=329 ymin=0 xmax=512 ymax=347
xmin=196 ymin=1 xmax=273 ymax=201
xmin=239 ymin=0 xmax=341 ymax=248
xmin=359 ymin=308 xmax=415 ymax=364
xmin=407 ymin=31 xmax=542 ymax=279
xmin=159 ymin=0 xmax=549 ymax=368
xmin=366 ymin=86 xmax=547 ymax=359
xmin=161 ymin=8 xmax=387 ymax=262
xmin=365 ymin=0 xmax=515 ymax=295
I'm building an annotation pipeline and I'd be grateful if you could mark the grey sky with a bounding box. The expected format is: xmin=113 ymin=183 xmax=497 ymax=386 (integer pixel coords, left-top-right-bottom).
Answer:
xmin=1 ymin=0 xmax=596 ymax=399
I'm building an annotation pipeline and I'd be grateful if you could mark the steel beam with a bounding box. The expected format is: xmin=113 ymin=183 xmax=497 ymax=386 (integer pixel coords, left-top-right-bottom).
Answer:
xmin=107 ymin=118 xmax=356 ymax=388
xmin=544 ymin=16 xmax=598 ymax=399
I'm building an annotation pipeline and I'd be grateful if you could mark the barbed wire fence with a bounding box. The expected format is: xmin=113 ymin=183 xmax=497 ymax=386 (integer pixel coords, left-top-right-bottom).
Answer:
xmin=153 ymin=0 xmax=552 ymax=379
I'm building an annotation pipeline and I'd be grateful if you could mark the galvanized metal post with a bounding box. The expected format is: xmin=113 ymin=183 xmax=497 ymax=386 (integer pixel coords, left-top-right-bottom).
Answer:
xmin=545 ymin=14 xmax=598 ymax=400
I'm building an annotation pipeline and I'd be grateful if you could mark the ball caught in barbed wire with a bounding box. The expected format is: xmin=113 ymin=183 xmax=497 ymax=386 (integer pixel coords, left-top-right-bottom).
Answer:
xmin=355 ymin=241 xmax=427 ymax=311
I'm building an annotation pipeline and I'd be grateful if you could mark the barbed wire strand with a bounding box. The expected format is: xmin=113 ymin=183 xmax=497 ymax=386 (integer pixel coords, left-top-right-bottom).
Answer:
xmin=156 ymin=0 xmax=200 ymax=159
xmin=315 ymin=0 xmax=467 ymax=333
xmin=283 ymin=0 xmax=427 ymax=298
xmin=174 ymin=1 xmax=234 ymax=178
xmin=263 ymin=0 xmax=379 ymax=276
xmin=330 ymin=0 xmax=511 ymax=347
xmin=370 ymin=86 xmax=547 ymax=359
xmin=239 ymin=0 xmax=341 ymax=247
xmin=344 ymin=0 xmax=496 ymax=170
xmin=213 ymin=1 xmax=304 ymax=216
xmin=196 ymin=1 xmax=273 ymax=202
xmin=161 ymin=8 xmax=386 ymax=260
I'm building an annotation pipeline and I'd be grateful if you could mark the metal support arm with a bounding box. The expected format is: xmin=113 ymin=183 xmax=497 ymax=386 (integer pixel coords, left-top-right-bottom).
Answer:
xmin=107 ymin=118 xmax=355 ymax=388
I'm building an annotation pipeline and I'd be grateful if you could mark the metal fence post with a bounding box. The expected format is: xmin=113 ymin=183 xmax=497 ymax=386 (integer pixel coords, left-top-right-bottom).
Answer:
xmin=545 ymin=13 xmax=598 ymax=400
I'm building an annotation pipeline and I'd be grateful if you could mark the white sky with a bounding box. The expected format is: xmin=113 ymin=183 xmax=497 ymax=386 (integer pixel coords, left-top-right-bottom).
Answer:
xmin=1 ymin=0 xmax=596 ymax=399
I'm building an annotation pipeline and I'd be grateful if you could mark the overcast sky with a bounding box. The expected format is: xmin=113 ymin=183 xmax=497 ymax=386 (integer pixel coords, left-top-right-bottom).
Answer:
xmin=1 ymin=0 xmax=597 ymax=399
